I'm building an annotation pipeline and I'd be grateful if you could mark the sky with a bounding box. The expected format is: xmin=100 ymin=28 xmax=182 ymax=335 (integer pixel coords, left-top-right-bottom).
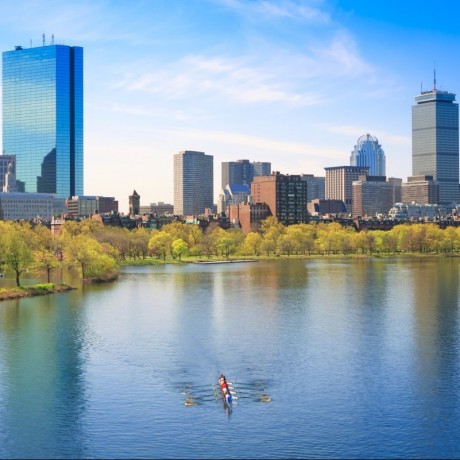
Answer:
xmin=1 ymin=0 xmax=460 ymax=212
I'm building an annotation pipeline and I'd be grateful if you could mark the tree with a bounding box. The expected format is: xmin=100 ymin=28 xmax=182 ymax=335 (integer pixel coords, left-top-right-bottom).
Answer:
xmin=33 ymin=248 xmax=60 ymax=283
xmin=260 ymin=217 xmax=285 ymax=251
xmin=0 ymin=224 xmax=34 ymax=287
xmin=128 ymin=228 xmax=151 ymax=259
xmin=217 ymin=236 xmax=236 ymax=258
xmin=260 ymin=238 xmax=276 ymax=256
xmin=241 ymin=232 xmax=263 ymax=256
xmin=172 ymin=238 xmax=188 ymax=261
xmin=278 ymin=233 xmax=295 ymax=256
xmin=148 ymin=231 xmax=173 ymax=260
xmin=62 ymin=233 xmax=118 ymax=280
xmin=443 ymin=226 xmax=459 ymax=253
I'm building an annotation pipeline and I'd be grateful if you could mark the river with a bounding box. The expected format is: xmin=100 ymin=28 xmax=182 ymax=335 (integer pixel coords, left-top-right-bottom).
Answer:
xmin=0 ymin=257 xmax=459 ymax=458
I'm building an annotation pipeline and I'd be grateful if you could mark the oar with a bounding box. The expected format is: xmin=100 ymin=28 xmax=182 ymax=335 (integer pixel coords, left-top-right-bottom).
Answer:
xmin=182 ymin=388 xmax=216 ymax=395
xmin=228 ymin=382 xmax=266 ymax=390
xmin=182 ymin=384 xmax=214 ymax=390
xmin=186 ymin=393 xmax=218 ymax=400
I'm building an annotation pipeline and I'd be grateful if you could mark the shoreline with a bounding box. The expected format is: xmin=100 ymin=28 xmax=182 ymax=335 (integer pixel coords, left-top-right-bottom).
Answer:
xmin=0 ymin=283 xmax=76 ymax=302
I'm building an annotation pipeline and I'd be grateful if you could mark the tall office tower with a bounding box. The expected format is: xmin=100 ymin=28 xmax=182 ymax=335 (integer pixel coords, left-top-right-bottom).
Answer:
xmin=350 ymin=134 xmax=386 ymax=176
xmin=252 ymin=161 xmax=271 ymax=178
xmin=412 ymin=80 xmax=459 ymax=205
xmin=2 ymin=42 xmax=83 ymax=198
xmin=221 ymin=160 xmax=271 ymax=189
xmin=301 ymin=174 xmax=326 ymax=202
xmin=324 ymin=166 xmax=369 ymax=212
xmin=174 ymin=150 xmax=213 ymax=216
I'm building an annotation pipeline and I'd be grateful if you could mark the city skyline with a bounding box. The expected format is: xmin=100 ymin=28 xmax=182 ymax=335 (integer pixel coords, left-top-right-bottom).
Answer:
xmin=0 ymin=0 xmax=459 ymax=211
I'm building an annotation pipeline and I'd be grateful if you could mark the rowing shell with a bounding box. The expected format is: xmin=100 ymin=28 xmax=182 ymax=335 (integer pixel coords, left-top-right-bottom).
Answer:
xmin=218 ymin=382 xmax=233 ymax=406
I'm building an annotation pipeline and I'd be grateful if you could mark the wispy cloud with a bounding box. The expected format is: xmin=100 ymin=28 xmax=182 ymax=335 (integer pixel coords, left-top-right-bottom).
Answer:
xmin=116 ymin=54 xmax=323 ymax=106
xmin=114 ymin=26 xmax=377 ymax=107
xmin=166 ymin=127 xmax=345 ymax=159
xmin=311 ymin=30 xmax=375 ymax=78
xmin=213 ymin=0 xmax=330 ymax=24
xmin=110 ymin=103 xmax=202 ymax=121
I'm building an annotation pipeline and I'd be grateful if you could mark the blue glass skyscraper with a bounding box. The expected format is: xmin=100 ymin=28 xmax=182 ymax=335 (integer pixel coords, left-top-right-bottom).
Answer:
xmin=2 ymin=43 xmax=83 ymax=198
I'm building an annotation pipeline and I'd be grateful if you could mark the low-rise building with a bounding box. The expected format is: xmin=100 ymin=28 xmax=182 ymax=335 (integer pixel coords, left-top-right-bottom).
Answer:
xmin=307 ymin=199 xmax=347 ymax=216
xmin=67 ymin=195 xmax=118 ymax=217
xmin=0 ymin=193 xmax=66 ymax=220
xmin=228 ymin=202 xmax=271 ymax=234
xmin=401 ymin=175 xmax=439 ymax=204
xmin=388 ymin=202 xmax=447 ymax=220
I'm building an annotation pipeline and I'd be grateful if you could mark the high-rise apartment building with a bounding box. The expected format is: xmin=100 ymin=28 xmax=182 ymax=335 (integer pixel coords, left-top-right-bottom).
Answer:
xmin=174 ymin=150 xmax=213 ymax=216
xmin=2 ymin=43 xmax=83 ymax=198
xmin=412 ymin=83 xmax=459 ymax=205
xmin=221 ymin=160 xmax=271 ymax=189
xmin=350 ymin=134 xmax=386 ymax=176
xmin=251 ymin=172 xmax=308 ymax=226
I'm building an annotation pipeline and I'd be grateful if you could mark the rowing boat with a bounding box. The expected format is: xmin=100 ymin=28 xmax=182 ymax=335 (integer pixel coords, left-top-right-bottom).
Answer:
xmin=218 ymin=379 xmax=233 ymax=406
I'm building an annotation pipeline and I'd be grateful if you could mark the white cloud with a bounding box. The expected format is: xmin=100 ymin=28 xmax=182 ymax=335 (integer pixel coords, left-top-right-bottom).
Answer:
xmin=213 ymin=0 xmax=330 ymax=24
xmin=326 ymin=124 xmax=410 ymax=146
xmin=165 ymin=127 xmax=345 ymax=159
xmin=116 ymin=54 xmax=323 ymax=106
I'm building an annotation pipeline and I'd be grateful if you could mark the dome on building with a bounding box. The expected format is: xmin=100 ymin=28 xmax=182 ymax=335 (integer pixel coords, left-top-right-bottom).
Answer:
xmin=356 ymin=133 xmax=379 ymax=147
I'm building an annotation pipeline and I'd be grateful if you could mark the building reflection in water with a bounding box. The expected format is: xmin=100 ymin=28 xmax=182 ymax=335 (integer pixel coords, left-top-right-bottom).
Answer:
xmin=0 ymin=290 xmax=88 ymax=457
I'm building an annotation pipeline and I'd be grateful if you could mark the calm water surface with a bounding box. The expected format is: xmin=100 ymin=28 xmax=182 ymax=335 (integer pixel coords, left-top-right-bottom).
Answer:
xmin=1 ymin=258 xmax=460 ymax=459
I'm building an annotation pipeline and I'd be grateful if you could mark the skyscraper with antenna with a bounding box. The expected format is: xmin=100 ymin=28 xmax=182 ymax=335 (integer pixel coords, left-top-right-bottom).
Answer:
xmin=2 ymin=38 xmax=83 ymax=198
xmin=412 ymin=73 xmax=459 ymax=205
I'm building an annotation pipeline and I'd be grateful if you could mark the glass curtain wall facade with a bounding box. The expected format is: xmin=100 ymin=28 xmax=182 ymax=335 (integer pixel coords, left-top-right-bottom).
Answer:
xmin=221 ymin=160 xmax=271 ymax=189
xmin=412 ymin=89 xmax=459 ymax=205
xmin=174 ymin=151 xmax=213 ymax=216
xmin=2 ymin=44 xmax=83 ymax=198
xmin=350 ymin=134 xmax=386 ymax=176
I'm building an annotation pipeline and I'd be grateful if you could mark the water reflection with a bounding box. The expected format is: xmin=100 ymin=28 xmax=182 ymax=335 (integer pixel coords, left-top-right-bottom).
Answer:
xmin=0 ymin=290 xmax=88 ymax=458
xmin=1 ymin=258 xmax=460 ymax=458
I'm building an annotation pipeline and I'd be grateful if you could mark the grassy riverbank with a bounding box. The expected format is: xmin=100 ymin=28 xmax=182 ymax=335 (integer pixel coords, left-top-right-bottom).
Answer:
xmin=118 ymin=251 xmax=460 ymax=267
xmin=0 ymin=283 xmax=75 ymax=301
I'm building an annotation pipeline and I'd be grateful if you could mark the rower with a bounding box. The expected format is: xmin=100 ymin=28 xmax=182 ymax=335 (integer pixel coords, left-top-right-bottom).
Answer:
xmin=219 ymin=375 xmax=228 ymax=389
xmin=219 ymin=375 xmax=232 ymax=404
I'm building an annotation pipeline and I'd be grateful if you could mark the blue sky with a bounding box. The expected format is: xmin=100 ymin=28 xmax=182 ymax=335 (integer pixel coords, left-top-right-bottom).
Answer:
xmin=1 ymin=0 xmax=459 ymax=211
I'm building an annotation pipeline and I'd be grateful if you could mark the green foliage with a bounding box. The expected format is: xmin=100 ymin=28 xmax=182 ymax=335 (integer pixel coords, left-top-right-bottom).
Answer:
xmin=148 ymin=231 xmax=173 ymax=260
xmin=0 ymin=222 xmax=34 ymax=286
xmin=1 ymin=219 xmax=458 ymax=288
xmin=172 ymin=238 xmax=188 ymax=261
